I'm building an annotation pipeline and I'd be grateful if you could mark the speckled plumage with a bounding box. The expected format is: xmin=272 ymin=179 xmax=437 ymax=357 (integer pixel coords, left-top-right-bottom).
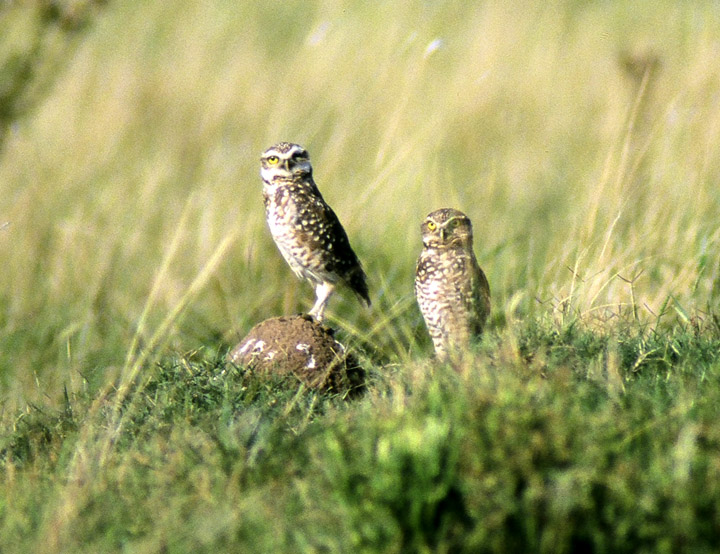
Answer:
xmin=415 ymin=208 xmax=490 ymax=359
xmin=260 ymin=142 xmax=370 ymax=321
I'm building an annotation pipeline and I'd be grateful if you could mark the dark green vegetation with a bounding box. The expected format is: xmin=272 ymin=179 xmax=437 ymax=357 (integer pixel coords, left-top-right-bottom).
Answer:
xmin=3 ymin=320 xmax=720 ymax=552
xmin=2 ymin=0 xmax=720 ymax=551
xmin=0 ymin=1 xmax=108 ymax=148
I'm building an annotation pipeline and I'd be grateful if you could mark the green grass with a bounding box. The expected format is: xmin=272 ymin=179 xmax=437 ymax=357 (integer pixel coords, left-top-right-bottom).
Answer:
xmin=2 ymin=0 xmax=720 ymax=551
xmin=3 ymin=323 xmax=720 ymax=552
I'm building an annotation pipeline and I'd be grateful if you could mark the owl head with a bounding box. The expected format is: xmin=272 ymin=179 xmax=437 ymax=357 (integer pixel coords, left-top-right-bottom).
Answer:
xmin=261 ymin=142 xmax=313 ymax=183
xmin=421 ymin=208 xmax=474 ymax=249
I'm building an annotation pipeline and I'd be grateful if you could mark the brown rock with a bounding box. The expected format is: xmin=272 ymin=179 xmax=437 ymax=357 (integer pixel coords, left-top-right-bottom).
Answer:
xmin=227 ymin=315 xmax=365 ymax=396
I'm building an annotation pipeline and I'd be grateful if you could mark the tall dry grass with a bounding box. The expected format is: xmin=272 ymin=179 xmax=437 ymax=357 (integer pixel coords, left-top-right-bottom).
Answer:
xmin=0 ymin=0 xmax=719 ymax=408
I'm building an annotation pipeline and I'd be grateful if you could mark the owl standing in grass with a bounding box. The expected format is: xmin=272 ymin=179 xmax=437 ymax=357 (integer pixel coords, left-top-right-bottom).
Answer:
xmin=415 ymin=208 xmax=491 ymax=360
xmin=260 ymin=142 xmax=370 ymax=322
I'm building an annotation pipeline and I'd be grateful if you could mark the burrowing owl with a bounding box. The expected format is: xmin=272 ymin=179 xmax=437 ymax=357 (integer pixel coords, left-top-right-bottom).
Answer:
xmin=260 ymin=142 xmax=370 ymax=322
xmin=415 ymin=208 xmax=491 ymax=359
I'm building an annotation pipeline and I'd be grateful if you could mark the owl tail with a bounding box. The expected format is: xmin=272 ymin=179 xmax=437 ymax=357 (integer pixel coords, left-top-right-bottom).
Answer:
xmin=348 ymin=267 xmax=371 ymax=307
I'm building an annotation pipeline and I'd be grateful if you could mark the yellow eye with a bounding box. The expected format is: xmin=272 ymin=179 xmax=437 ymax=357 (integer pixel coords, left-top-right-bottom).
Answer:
xmin=267 ymin=156 xmax=279 ymax=165
xmin=427 ymin=221 xmax=436 ymax=231
xmin=450 ymin=219 xmax=460 ymax=228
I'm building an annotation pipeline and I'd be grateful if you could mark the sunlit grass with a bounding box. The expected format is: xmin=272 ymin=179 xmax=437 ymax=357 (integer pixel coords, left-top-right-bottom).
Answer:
xmin=1 ymin=0 xmax=720 ymax=550
xmin=1 ymin=0 xmax=718 ymax=400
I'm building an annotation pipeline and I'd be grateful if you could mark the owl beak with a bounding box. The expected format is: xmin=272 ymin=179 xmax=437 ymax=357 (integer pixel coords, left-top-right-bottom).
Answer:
xmin=440 ymin=228 xmax=447 ymax=241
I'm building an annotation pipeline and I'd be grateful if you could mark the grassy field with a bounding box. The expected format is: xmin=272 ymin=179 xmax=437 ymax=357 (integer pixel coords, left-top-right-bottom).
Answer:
xmin=2 ymin=0 xmax=720 ymax=551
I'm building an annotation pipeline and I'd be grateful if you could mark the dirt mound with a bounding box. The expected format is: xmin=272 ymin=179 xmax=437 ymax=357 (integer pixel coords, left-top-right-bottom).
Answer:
xmin=228 ymin=315 xmax=365 ymax=396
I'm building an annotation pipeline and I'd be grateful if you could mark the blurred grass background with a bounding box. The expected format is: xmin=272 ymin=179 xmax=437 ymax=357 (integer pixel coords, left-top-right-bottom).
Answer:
xmin=2 ymin=0 xmax=719 ymax=404
xmin=1 ymin=1 xmax=720 ymax=550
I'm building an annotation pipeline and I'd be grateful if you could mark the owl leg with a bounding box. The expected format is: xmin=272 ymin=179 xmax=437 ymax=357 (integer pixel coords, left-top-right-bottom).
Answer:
xmin=308 ymin=281 xmax=335 ymax=322
xmin=432 ymin=337 xmax=448 ymax=361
